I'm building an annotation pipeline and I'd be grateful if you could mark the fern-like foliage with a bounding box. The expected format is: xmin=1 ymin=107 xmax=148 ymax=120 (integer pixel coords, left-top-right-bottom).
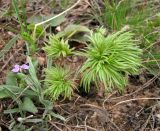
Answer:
xmin=44 ymin=67 xmax=76 ymax=100
xmin=80 ymin=29 xmax=142 ymax=92
xmin=43 ymin=35 xmax=73 ymax=58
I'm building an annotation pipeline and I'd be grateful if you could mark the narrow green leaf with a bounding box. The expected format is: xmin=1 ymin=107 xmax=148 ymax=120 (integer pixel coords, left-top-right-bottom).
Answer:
xmin=50 ymin=111 xmax=66 ymax=121
xmin=27 ymin=56 xmax=41 ymax=88
xmin=0 ymin=35 xmax=19 ymax=60
xmin=25 ymin=118 xmax=43 ymax=123
xmin=4 ymin=108 xmax=20 ymax=114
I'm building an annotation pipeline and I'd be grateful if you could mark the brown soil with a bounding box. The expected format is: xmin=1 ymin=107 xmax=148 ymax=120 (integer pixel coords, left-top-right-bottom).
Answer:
xmin=0 ymin=0 xmax=160 ymax=131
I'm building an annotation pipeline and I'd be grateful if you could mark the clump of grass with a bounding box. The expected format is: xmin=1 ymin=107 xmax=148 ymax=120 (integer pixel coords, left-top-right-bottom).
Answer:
xmin=91 ymin=0 xmax=151 ymax=31
xmin=44 ymin=67 xmax=76 ymax=100
xmin=103 ymin=0 xmax=131 ymax=30
xmin=43 ymin=35 xmax=73 ymax=59
xmin=80 ymin=28 xmax=142 ymax=92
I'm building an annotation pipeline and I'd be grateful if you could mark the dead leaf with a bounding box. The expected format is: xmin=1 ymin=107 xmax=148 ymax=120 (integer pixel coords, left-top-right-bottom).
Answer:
xmin=37 ymin=56 xmax=45 ymax=65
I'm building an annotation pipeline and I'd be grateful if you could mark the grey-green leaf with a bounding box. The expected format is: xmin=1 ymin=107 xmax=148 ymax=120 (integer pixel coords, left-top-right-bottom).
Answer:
xmin=50 ymin=111 xmax=66 ymax=121
xmin=0 ymin=85 xmax=37 ymax=98
xmin=22 ymin=97 xmax=38 ymax=114
xmin=0 ymin=88 xmax=9 ymax=99
xmin=6 ymin=72 xmax=18 ymax=86
xmin=4 ymin=108 xmax=20 ymax=114
xmin=27 ymin=14 xmax=66 ymax=27
xmin=25 ymin=118 xmax=43 ymax=123
xmin=56 ymin=24 xmax=90 ymax=38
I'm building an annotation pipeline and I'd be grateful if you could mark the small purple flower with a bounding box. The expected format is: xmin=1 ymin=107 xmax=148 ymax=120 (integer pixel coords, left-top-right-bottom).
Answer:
xmin=12 ymin=64 xmax=29 ymax=73
xmin=12 ymin=64 xmax=20 ymax=73
xmin=21 ymin=64 xmax=30 ymax=70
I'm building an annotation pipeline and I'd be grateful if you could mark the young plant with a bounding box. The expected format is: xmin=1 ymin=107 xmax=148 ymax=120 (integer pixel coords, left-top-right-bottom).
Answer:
xmin=12 ymin=0 xmax=38 ymax=55
xmin=91 ymin=0 xmax=150 ymax=31
xmin=0 ymin=56 xmax=65 ymax=130
xmin=80 ymin=28 xmax=142 ymax=92
xmin=12 ymin=0 xmax=27 ymax=33
xmin=103 ymin=0 xmax=131 ymax=30
xmin=44 ymin=67 xmax=76 ymax=100
xmin=43 ymin=35 xmax=73 ymax=59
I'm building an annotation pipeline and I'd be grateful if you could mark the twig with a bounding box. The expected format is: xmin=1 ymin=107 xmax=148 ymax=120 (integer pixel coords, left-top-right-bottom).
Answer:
xmin=113 ymin=97 xmax=160 ymax=107
xmin=49 ymin=121 xmax=63 ymax=131
xmin=65 ymin=113 xmax=78 ymax=122
xmin=71 ymin=125 xmax=97 ymax=131
xmin=141 ymin=106 xmax=155 ymax=130
xmin=73 ymin=96 xmax=81 ymax=106
xmin=108 ymin=73 xmax=159 ymax=101
xmin=109 ymin=120 xmax=121 ymax=131
xmin=30 ymin=0 xmax=53 ymax=17
xmin=80 ymin=103 xmax=104 ymax=109
xmin=151 ymin=113 xmax=155 ymax=130
xmin=0 ymin=55 xmax=13 ymax=73
xmin=80 ymin=104 xmax=121 ymax=130
xmin=0 ymin=48 xmax=22 ymax=73
xmin=33 ymin=0 xmax=81 ymax=39
xmin=102 ymin=91 xmax=117 ymax=109
xmin=53 ymin=121 xmax=72 ymax=131
xmin=84 ymin=115 xmax=88 ymax=131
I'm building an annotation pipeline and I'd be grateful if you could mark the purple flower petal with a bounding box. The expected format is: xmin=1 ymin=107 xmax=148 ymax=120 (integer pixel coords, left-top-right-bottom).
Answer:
xmin=12 ymin=64 xmax=20 ymax=73
xmin=21 ymin=64 xmax=29 ymax=70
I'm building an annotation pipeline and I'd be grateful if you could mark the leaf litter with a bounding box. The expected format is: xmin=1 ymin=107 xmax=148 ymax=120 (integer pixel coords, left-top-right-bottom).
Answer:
xmin=0 ymin=0 xmax=160 ymax=130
